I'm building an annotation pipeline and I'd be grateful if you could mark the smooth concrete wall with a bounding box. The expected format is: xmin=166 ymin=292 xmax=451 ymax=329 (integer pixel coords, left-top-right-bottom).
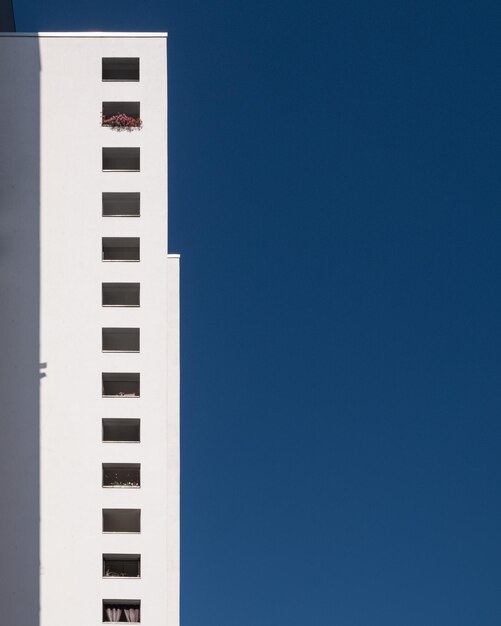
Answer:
xmin=0 ymin=35 xmax=40 ymax=626
xmin=0 ymin=33 xmax=179 ymax=626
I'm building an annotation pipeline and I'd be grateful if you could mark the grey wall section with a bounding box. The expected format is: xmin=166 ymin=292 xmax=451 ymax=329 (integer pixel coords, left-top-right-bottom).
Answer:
xmin=0 ymin=37 xmax=39 ymax=624
xmin=0 ymin=0 xmax=15 ymax=31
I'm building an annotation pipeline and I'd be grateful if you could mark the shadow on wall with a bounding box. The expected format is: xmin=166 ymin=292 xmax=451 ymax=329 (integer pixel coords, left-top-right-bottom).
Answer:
xmin=0 ymin=35 xmax=40 ymax=624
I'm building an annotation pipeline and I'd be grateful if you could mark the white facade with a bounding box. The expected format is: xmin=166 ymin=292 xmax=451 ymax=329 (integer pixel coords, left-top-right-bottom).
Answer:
xmin=0 ymin=33 xmax=179 ymax=625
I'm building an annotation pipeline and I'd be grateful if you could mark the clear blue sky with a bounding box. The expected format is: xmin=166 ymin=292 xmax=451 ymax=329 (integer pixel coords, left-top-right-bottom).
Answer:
xmin=15 ymin=1 xmax=501 ymax=624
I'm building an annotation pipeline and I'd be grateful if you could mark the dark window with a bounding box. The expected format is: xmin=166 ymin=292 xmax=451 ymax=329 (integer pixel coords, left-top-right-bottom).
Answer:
xmin=102 ymin=373 xmax=140 ymax=398
xmin=103 ymin=509 xmax=140 ymax=533
xmin=102 ymin=600 xmax=140 ymax=623
xmin=102 ymin=192 xmax=140 ymax=217
xmin=102 ymin=148 xmax=140 ymax=171
xmin=103 ymin=554 xmax=140 ymax=577
xmin=102 ymin=463 xmax=140 ymax=488
xmin=102 ymin=418 xmax=140 ymax=443
xmin=102 ymin=238 xmax=140 ymax=262
xmin=102 ymin=58 xmax=139 ymax=81
xmin=102 ymin=328 xmax=140 ymax=352
xmin=102 ymin=283 xmax=140 ymax=307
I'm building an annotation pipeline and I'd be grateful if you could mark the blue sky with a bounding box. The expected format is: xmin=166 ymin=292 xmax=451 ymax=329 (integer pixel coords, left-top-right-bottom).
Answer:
xmin=15 ymin=0 xmax=501 ymax=624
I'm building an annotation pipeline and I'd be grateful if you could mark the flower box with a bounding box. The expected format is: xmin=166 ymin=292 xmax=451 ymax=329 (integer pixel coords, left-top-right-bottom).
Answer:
xmin=102 ymin=113 xmax=143 ymax=131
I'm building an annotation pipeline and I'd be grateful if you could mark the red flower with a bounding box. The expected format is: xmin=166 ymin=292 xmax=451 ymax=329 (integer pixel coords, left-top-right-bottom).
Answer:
xmin=102 ymin=112 xmax=143 ymax=131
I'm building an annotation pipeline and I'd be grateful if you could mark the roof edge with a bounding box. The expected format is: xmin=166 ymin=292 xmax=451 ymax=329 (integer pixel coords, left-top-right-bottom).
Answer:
xmin=0 ymin=32 xmax=168 ymax=38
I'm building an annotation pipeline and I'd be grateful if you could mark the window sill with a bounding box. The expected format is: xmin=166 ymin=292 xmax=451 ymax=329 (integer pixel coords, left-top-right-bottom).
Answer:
xmin=103 ymin=576 xmax=141 ymax=579
xmin=102 ymin=350 xmax=140 ymax=353
xmin=102 ymin=485 xmax=140 ymax=489
xmin=102 ymin=440 xmax=140 ymax=444
xmin=102 ymin=395 xmax=140 ymax=399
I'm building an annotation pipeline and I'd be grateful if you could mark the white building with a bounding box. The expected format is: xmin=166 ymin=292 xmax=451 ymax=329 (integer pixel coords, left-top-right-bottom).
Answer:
xmin=0 ymin=32 xmax=179 ymax=625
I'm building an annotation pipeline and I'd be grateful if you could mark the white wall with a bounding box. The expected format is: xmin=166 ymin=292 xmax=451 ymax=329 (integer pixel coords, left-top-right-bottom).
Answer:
xmin=0 ymin=33 xmax=179 ymax=626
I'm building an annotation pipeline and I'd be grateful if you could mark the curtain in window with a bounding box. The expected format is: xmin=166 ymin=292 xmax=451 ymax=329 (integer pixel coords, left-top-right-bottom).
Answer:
xmin=125 ymin=607 xmax=139 ymax=622
xmin=106 ymin=608 xmax=122 ymax=622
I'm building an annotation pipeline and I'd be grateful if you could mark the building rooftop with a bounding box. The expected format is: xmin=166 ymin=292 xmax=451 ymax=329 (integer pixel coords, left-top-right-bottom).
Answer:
xmin=0 ymin=31 xmax=168 ymax=37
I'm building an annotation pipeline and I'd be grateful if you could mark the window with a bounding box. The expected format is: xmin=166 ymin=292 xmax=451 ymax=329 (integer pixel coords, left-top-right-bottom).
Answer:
xmin=102 ymin=238 xmax=140 ymax=261
xmin=102 ymin=192 xmax=140 ymax=217
xmin=102 ymin=328 xmax=140 ymax=352
xmin=102 ymin=101 xmax=141 ymax=127
xmin=102 ymin=418 xmax=140 ymax=443
xmin=102 ymin=373 xmax=140 ymax=397
xmin=103 ymin=148 xmax=140 ymax=172
xmin=102 ymin=58 xmax=139 ymax=81
xmin=103 ymin=554 xmax=140 ymax=578
xmin=102 ymin=463 xmax=140 ymax=488
xmin=103 ymin=600 xmax=140 ymax=623
xmin=102 ymin=283 xmax=140 ymax=307
xmin=103 ymin=509 xmax=140 ymax=533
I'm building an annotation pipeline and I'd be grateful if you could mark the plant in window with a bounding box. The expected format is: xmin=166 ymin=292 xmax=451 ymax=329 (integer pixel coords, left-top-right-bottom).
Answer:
xmin=102 ymin=112 xmax=143 ymax=131
xmin=104 ymin=468 xmax=139 ymax=487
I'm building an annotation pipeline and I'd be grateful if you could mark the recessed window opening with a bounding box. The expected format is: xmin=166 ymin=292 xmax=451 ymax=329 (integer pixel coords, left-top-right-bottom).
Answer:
xmin=102 ymin=238 xmax=140 ymax=261
xmin=102 ymin=373 xmax=140 ymax=397
xmin=103 ymin=554 xmax=140 ymax=578
xmin=103 ymin=600 xmax=141 ymax=623
xmin=102 ymin=328 xmax=140 ymax=352
xmin=102 ymin=102 xmax=141 ymax=120
xmin=103 ymin=147 xmax=140 ymax=171
xmin=102 ymin=463 xmax=140 ymax=488
xmin=102 ymin=192 xmax=140 ymax=217
xmin=102 ymin=283 xmax=140 ymax=307
xmin=102 ymin=418 xmax=140 ymax=442
xmin=102 ymin=58 xmax=139 ymax=81
xmin=103 ymin=509 xmax=140 ymax=533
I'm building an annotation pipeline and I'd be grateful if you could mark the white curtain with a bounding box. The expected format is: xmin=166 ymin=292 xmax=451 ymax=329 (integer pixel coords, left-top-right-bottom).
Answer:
xmin=125 ymin=608 xmax=139 ymax=622
xmin=106 ymin=607 xmax=122 ymax=622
